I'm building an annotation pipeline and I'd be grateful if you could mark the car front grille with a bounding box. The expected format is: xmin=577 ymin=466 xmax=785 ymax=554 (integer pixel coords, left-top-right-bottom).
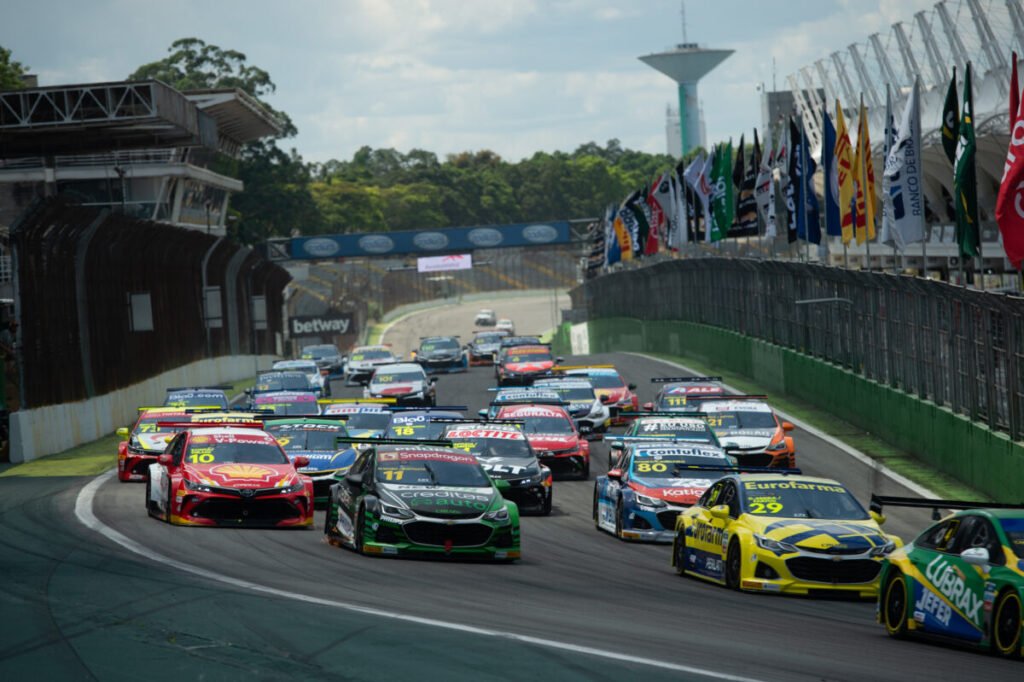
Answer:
xmin=785 ymin=557 xmax=881 ymax=584
xmin=403 ymin=521 xmax=493 ymax=547
xmin=734 ymin=452 xmax=775 ymax=467
xmin=656 ymin=510 xmax=682 ymax=529
xmin=191 ymin=498 xmax=302 ymax=522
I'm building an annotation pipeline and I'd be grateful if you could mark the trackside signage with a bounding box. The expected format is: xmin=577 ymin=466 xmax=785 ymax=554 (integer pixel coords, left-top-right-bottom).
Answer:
xmin=289 ymin=314 xmax=354 ymax=337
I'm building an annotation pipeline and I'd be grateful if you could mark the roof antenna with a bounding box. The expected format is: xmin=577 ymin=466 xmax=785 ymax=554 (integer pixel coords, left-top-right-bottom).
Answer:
xmin=681 ymin=0 xmax=688 ymax=45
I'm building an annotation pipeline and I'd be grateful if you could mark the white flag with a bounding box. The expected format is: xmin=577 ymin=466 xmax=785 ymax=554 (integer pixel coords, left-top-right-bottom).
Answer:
xmin=673 ymin=170 xmax=689 ymax=246
xmin=755 ymin=128 xmax=776 ymax=239
xmin=882 ymin=78 xmax=925 ymax=249
xmin=879 ymin=85 xmax=897 ymax=247
xmin=651 ymin=171 xmax=676 ymax=238
xmin=693 ymin=151 xmax=714 ymax=242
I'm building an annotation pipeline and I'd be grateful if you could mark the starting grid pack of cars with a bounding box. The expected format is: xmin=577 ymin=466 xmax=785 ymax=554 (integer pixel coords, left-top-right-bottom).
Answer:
xmin=112 ymin=323 xmax=1024 ymax=660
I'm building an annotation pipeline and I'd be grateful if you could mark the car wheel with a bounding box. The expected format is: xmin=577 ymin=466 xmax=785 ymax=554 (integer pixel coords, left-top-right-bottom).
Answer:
xmin=882 ymin=571 xmax=910 ymax=639
xmin=353 ymin=503 xmax=366 ymax=554
xmin=725 ymin=539 xmax=742 ymax=590
xmin=324 ymin=498 xmax=338 ymax=538
xmin=579 ymin=457 xmax=590 ymax=481
xmin=592 ymin=486 xmax=600 ymax=528
xmin=614 ymin=499 xmax=625 ymax=539
xmin=992 ymin=589 xmax=1023 ymax=658
xmin=145 ymin=477 xmax=156 ymax=517
xmin=672 ymin=527 xmax=687 ymax=576
xmin=164 ymin=484 xmax=173 ymax=523
xmin=541 ymin=489 xmax=552 ymax=516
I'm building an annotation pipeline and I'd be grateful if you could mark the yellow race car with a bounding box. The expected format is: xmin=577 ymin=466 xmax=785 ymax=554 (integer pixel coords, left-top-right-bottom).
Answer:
xmin=671 ymin=473 xmax=901 ymax=597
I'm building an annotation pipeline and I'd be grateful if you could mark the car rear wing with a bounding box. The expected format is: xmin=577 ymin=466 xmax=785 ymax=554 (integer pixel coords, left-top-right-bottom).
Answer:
xmin=317 ymin=398 xmax=397 ymax=405
xmin=684 ymin=395 xmax=767 ymax=402
xmin=869 ymin=494 xmax=1024 ymax=520
xmin=432 ymin=418 xmax=526 ymax=426
xmin=137 ymin=405 xmax=226 ymax=412
xmin=608 ymin=435 xmax=716 ymax=442
xmin=386 ymin=405 xmax=468 ymax=412
xmin=487 ymin=398 xmax=568 ymax=407
xmin=650 ymin=376 xmax=723 ymax=383
xmin=166 ymin=385 xmax=232 ymax=392
xmin=333 ymin=436 xmax=454 ymax=448
xmin=550 ymin=365 xmax=616 ymax=371
xmin=472 ymin=329 xmax=510 ymax=334
xmin=156 ymin=420 xmax=266 ymax=430
xmin=619 ymin=411 xmax=708 ymax=418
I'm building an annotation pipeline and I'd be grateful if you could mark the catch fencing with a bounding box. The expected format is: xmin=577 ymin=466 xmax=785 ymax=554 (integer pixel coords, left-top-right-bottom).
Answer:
xmin=574 ymin=258 xmax=1024 ymax=441
xmin=12 ymin=198 xmax=291 ymax=408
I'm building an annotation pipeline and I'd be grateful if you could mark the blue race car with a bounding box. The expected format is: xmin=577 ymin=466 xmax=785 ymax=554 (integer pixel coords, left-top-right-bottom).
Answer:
xmin=264 ymin=418 xmax=358 ymax=503
xmin=479 ymin=387 xmax=565 ymax=420
xmin=319 ymin=400 xmax=395 ymax=438
xmin=412 ymin=336 xmax=468 ymax=373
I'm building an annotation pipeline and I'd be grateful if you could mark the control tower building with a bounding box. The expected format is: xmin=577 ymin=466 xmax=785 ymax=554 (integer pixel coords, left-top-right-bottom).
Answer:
xmin=639 ymin=44 xmax=733 ymax=157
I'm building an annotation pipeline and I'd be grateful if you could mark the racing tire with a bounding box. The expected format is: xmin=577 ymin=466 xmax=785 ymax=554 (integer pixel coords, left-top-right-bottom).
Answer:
xmin=579 ymin=457 xmax=590 ymax=481
xmin=541 ymin=489 xmax=552 ymax=516
xmin=992 ymin=590 xmax=1023 ymax=658
xmin=353 ymin=504 xmax=366 ymax=554
xmin=324 ymin=498 xmax=338 ymax=538
xmin=592 ymin=487 xmax=600 ymax=528
xmin=614 ymin=499 xmax=625 ymax=539
xmin=725 ymin=540 xmax=742 ymax=590
xmin=144 ymin=477 xmax=156 ymax=517
xmin=882 ymin=571 xmax=910 ymax=639
xmin=672 ymin=527 xmax=687 ymax=576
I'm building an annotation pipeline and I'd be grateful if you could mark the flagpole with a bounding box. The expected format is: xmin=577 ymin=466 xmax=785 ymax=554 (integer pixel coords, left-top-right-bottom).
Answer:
xmin=922 ymin=226 xmax=927 ymax=277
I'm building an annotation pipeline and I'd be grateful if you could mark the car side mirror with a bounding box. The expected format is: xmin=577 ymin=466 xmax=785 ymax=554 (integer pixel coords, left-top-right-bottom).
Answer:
xmin=960 ymin=547 xmax=990 ymax=569
xmin=709 ymin=504 xmax=730 ymax=520
xmin=477 ymin=409 xmax=488 ymax=418
xmin=116 ymin=427 xmax=129 ymax=439
xmin=158 ymin=454 xmax=174 ymax=467
xmin=781 ymin=421 xmax=795 ymax=432
xmin=606 ymin=468 xmax=623 ymax=480
xmin=642 ymin=402 xmax=654 ymax=411
xmin=556 ymin=357 xmax=564 ymax=363
xmin=244 ymin=388 xmax=253 ymax=395
xmin=430 ymin=377 xmax=437 ymax=384
xmin=345 ymin=472 xmax=364 ymax=488
xmin=627 ymin=383 xmax=637 ymax=390
xmin=609 ymin=439 xmax=623 ymax=450
xmin=869 ymin=510 xmax=886 ymax=526
xmin=293 ymin=455 xmax=310 ymax=468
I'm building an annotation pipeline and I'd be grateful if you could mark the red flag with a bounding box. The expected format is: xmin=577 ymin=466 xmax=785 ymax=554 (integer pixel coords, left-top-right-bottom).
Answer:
xmin=996 ymin=51 xmax=1024 ymax=270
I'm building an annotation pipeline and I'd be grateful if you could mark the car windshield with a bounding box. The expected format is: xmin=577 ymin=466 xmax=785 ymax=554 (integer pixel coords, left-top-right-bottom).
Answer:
xmin=164 ymin=391 xmax=228 ymax=408
xmin=508 ymin=350 xmax=552 ymax=363
xmin=343 ymin=411 xmax=392 ymax=430
xmin=445 ymin=432 xmax=534 ymax=459
xmin=705 ymin=411 xmax=777 ymax=430
xmin=999 ymin=518 xmax=1024 ymax=558
xmin=254 ymin=399 xmax=319 ymax=416
xmin=386 ymin=419 xmax=449 ymax=439
xmin=518 ymin=416 xmax=574 ymax=435
xmin=374 ymin=371 xmax=423 ymax=384
xmin=376 ymin=458 xmax=491 ymax=487
xmin=184 ymin=441 xmax=288 ymax=465
xmin=474 ymin=333 xmax=505 ymax=344
xmin=302 ymin=345 xmax=338 ymax=359
xmin=265 ymin=424 xmax=347 ymax=451
xmin=420 ymin=339 xmax=459 ymax=351
xmin=131 ymin=416 xmax=182 ymax=447
xmin=739 ymin=480 xmax=868 ymax=520
xmin=630 ymin=452 xmax=729 ymax=478
xmin=351 ymin=350 xmax=392 ymax=361
xmin=255 ymin=374 xmax=310 ymax=392
xmin=579 ymin=374 xmax=623 ymax=389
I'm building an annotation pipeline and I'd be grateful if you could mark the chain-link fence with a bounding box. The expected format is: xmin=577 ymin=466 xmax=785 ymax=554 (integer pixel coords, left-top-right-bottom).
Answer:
xmin=574 ymin=258 xmax=1024 ymax=441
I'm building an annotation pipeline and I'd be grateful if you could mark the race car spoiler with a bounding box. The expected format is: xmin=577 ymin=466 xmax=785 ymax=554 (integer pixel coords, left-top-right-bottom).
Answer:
xmin=550 ymin=365 xmax=616 ymax=371
xmin=650 ymin=376 xmax=723 ymax=383
xmin=333 ymin=436 xmax=454 ymax=448
xmin=137 ymin=405 xmax=226 ymax=412
xmin=156 ymin=420 xmax=266 ymax=430
xmin=472 ymin=329 xmax=509 ymax=334
xmin=607 ymin=435 xmax=716 ymax=442
xmin=387 ymin=405 xmax=468 ymax=412
xmin=869 ymin=494 xmax=1024 ymax=521
xmin=487 ymin=398 xmax=567 ymax=407
xmin=619 ymin=411 xmax=709 ymax=418
xmin=166 ymin=386 xmax=232 ymax=392
xmin=619 ymin=464 xmax=802 ymax=475
xmin=318 ymin=398 xmax=397 ymax=405
xmin=431 ymin=418 xmax=526 ymax=426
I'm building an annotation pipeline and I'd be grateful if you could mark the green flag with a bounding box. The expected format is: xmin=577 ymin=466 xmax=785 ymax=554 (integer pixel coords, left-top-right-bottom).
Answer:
xmin=941 ymin=66 xmax=959 ymax=166
xmin=954 ymin=63 xmax=979 ymax=258
xmin=629 ymin=187 xmax=651 ymax=255
xmin=709 ymin=141 xmax=734 ymax=242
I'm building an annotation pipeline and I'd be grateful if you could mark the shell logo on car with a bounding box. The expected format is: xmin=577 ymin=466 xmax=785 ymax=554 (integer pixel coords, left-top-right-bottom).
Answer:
xmin=209 ymin=463 xmax=277 ymax=481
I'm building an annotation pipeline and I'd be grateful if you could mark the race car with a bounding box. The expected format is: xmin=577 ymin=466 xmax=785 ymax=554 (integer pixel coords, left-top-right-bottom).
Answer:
xmin=264 ymin=418 xmax=358 ymax=502
xmin=605 ymin=414 xmax=721 ymax=468
xmin=556 ymin=366 xmax=638 ymax=425
xmin=874 ymin=495 xmax=1024 ymax=657
xmin=671 ymin=473 xmax=900 ymax=597
xmin=493 ymin=403 xmax=590 ymax=479
xmin=301 ymin=343 xmax=345 ymax=379
xmin=384 ymin=409 xmax=465 ymax=440
xmin=251 ymin=391 xmax=321 ymax=416
xmin=145 ymin=425 xmax=314 ymax=528
xmin=247 ymin=371 xmax=317 ymax=407
xmin=363 ymin=363 xmax=436 ymax=406
xmin=272 ymin=359 xmax=328 ymax=397
xmin=643 ymin=376 xmax=726 ymax=413
xmin=479 ymin=387 xmax=565 ymax=420
xmin=466 ymin=330 xmax=510 ymax=366
xmin=116 ymin=407 xmax=262 ymax=482
xmin=495 ymin=318 xmax=515 ymax=334
xmin=320 ymin=400 xmax=395 ymax=438
xmin=495 ymin=345 xmax=561 ymax=386
xmin=412 ymin=336 xmax=468 ymax=373
xmin=441 ymin=422 xmax=552 ymax=515
xmin=475 ymin=309 xmax=497 ymax=326
xmin=594 ymin=442 xmax=733 ymax=542
xmin=532 ymin=377 xmax=610 ymax=434
xmin=495 ymin=335 xmax=544 ymax=358
xmin=163 ymin=386 xmax=230 ymax=408
xmin=324 ymin=443 xmax=521 ymax=560
xmin=697 ymin=397 xmax=795 ymax=468
xmin=344 ymin=345 xmax=397 ymax=386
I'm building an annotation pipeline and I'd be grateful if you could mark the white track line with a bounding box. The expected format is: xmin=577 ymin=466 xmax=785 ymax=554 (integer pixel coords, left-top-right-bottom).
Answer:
xmin=634 ymin=353 xmax=937 ymax=497
xmin=75 ymin=470 xmax=763 ymax=682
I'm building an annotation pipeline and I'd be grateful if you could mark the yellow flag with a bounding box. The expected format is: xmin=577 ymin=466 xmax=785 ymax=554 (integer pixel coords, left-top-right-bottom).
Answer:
xmin=613 ymin=203 xmax=633 ymax=261
xmin=853 ymin=100 xmax=876 ymax=243
xmin=834 ymin=102 xmax=856 ymax=245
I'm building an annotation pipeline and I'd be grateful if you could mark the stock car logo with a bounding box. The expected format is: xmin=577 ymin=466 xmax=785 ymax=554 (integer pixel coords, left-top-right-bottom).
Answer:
xmin=413 ymin=232 xmax=449 ymax=250
xmin=522 ymin=224 xmax=559 ymax=243
xmin=468 ymin=227 xmax=503 ymax=247
xmin=209 ymin=464 xmax=276 ymax=482
xmin=359 ymin=234 xmax=396 ymax=254
xmin=302 ymin=238 xmax=341 ymax=257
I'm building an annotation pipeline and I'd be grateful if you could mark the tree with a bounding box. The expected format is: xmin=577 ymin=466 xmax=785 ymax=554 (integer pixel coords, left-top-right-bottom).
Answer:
xmin=0 ymin=45 xmax=29 ymax=90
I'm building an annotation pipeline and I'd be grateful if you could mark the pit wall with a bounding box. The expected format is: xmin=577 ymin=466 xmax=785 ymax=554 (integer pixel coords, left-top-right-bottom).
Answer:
xmin=559 ymin=318 xmax=1023 ymax=501
xmin=10 ymin=354 xmax=278 ymax=463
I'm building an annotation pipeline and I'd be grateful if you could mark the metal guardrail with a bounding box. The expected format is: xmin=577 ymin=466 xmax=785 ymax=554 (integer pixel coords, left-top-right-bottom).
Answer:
xmin=574 ymin=258 xmax=1024 ymax=441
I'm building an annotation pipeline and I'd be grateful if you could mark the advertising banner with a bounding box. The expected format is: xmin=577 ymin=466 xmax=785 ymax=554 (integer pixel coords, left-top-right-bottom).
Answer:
xmin=288 ymin=313 xmax=354 ymax=337
xmin=417 ymin=254 xmax=472 ymax=272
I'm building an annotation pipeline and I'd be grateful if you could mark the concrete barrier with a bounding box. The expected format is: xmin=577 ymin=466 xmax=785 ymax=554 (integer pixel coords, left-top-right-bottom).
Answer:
xmin=10 ymin=354 xmax=277 ymax=463
xmin=584 ymin=316 xmax=1024 ymax=501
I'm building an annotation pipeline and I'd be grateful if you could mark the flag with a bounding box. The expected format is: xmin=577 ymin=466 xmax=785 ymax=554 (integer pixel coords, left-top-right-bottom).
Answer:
xmin=835 ymin=102 xmax=856 ymax=244
xmin=822 ymin=108 xmax=841 ymax=237
xmin=879 ymin=85 xmax=897 ymax=247
xmin=997 ymin=52 xmax=1024 ymax=269
xmin=650 ymin=171 xmax=672 ymax=237
xmin=755 ymin=127 xmax=777 ymax=238
xmin=882 ymin=78 xmax=926 ymax=250
xmin=693 ymin=152 xmax=714 ymax=241
xmin=731 ymin=131 xmax=759 ymax=237
xmin=604 ymin=204 xmax=620 ymax=266
xmin=852 ymin=97 xmax=876 ymax=243
xmin=797 ymin=116 xmax=821 ymax=244
xmin=786 ymin=118 xmax=800 ymax=243
xmin=955 ymin=63 xmax=980 ymax=258
xmin=613 ymin=200 xmax=633 ymax=261
xmin=942 ymin=67 xmax=960 ymax=166
xmin=775 ymin=122 xmax=792 ymax=242
xmin=708 ymin=141 xmax=734 ymax=242
xmin=629 ymin=187 xmax=655 ymax=255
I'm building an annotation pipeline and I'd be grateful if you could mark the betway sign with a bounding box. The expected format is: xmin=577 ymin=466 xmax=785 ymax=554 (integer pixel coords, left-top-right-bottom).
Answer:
xmin=289 ymin=314 xmax=353 ymax=337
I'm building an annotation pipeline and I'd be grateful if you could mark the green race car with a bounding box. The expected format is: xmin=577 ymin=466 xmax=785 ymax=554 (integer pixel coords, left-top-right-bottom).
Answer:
xmin=324 ymin=442 xmax=520 ymax=561
xmin=874 ymin=495 xmax=1024 ymax=658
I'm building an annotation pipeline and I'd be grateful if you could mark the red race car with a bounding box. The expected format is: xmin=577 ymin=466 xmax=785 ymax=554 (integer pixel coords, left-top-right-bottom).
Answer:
xmin=556 ymin=365 xmax=638 ymax=426
xmin=495 ymin=345 xmax=562 ymax=386
xmin=145 ymin=424 xmax=314 ymax=528
xmin=494 ymin=403 xmax=590 ymax=479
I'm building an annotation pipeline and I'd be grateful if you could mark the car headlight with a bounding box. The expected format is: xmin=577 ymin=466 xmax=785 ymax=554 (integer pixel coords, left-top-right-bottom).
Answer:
xmin=754 ymin=534 xmax=798 ymax=554
xmin=278 ymin=480 xmax=305 ymax=494
xmin=183 ymin=479 xmax=215 ymax=493
xmin=484 ymin=506 xmax=510 ymax=523
xmin=869 ymin=541 xmax=897 ymax=557
xmin=766 ymin=439 xmax=787 ymax=452
xmin=634 ymin=492 xmax=666 ymax=508
xmin=588 ymin=400 xmax=604 ymax=416
xmin=380 ymin=502 xmax=414 ymax=519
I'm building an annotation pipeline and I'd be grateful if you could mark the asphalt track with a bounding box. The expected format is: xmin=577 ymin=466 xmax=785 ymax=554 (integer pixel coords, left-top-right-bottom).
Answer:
xmin=2 ymin=295 xmax=1021 ymax=680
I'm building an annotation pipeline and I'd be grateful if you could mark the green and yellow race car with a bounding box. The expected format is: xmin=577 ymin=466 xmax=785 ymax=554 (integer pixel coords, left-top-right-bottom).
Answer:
xmin=874 ymin=495 xmax=1024 ymax=658
xmin=671 ymin=473 xmax=900 ymax=597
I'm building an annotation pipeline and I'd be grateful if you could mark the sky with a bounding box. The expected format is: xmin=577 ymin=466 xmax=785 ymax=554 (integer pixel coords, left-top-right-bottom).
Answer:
xmin=2 ymin=0 xmax=938 ymax=164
